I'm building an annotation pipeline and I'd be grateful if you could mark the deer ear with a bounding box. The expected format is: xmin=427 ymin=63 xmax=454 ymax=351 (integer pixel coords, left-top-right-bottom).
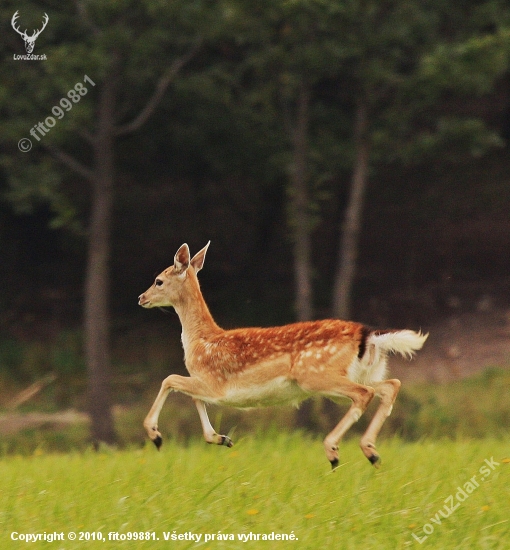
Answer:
xmin=174 ymin=243 xmax=190 ymax=274
xmin=190 ymin=241 xmax=210 ymax=274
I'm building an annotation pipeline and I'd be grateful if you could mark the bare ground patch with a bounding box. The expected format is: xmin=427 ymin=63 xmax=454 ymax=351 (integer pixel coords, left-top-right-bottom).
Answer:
xmin=0 ymin=409 xmax=89 ymax=435
xmin=393 ymin=309 xmax=510 ymax=382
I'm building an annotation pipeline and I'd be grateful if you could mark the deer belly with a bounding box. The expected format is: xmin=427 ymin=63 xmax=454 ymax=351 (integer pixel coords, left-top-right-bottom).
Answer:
xmin=219 ymin=376 xmax=309 ymax=408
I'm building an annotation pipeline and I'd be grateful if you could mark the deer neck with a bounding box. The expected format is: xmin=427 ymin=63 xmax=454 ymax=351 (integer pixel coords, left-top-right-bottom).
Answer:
xmin=174 ymin=277 xmax=222 ymax=352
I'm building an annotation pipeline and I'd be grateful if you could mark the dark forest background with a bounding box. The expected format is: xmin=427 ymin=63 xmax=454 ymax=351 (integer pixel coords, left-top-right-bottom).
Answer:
xmin=1 ymin=0 xmax=510 ymax=445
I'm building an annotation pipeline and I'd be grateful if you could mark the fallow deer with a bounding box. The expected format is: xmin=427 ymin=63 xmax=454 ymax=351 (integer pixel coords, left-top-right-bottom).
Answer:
xmin=138 ymin=242 xmax=427 ymax=468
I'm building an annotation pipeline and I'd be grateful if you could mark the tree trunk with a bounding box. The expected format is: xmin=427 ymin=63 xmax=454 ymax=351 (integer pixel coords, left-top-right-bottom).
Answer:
xmin=332 ymin=101 xmax=370 ymax=320
xmin=84 ymin=64 xmax=118 ymax=445
xmin=81 ymin=45 xmax=196 ymax=445
xmin=289 ymin=82 xmax=313 ymax=322
xmin=290 ymin=82 xmax=314 ymax=430
xmin=42 ymin=41 xmax=198 ymax=445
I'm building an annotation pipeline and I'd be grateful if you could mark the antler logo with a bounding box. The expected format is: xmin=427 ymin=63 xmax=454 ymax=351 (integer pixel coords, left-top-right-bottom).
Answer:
xmin=11 ymin=11 xmax=49 ymax=54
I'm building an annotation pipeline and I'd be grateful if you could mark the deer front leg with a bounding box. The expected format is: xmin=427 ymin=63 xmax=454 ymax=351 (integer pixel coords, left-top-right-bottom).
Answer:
xmin=143 ymin=375 xmax=175 ymax=449
xmin=194 ymin=398 xmax=233 ymax=447
xmin=143 ymin=374 xmax=230 ymax=449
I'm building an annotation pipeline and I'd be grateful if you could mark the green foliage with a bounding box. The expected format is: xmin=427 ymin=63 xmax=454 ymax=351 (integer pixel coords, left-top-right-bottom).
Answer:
xmin=0 ymin=0 xmax=219 ymax=227
xmin=51 ymin=330 xmax=85 ymax=376
xmin=402 ymin=368 xmax=510 ymax=439
xmin=0 ymin=339 xmax=24 ymax=375
xmin=421 ymin=31 xmax=510 ymax=95
xmin=399 ymin=117 xmax=505 ymax=163
xmin=0 ymin=337 xmax=49 ymax=382
xmin=2 ymin=0 xmax=510 ymax=267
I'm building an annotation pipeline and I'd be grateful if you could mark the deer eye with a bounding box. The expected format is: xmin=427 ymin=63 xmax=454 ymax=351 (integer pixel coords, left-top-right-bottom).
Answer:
xmin=155 ymin=278 xmax=163 ymax=287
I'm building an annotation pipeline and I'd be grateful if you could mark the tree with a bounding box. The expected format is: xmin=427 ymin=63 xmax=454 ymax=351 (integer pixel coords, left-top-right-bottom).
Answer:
xmin=1 ymin=0 xmax=205 ymax=444
xmin=224 ymin=0 xmax=349 ymax=321
xmin=331 ymin=0 xmax=510 ymax=319
xmin=332 ymin=101 xmax=369 ymax=319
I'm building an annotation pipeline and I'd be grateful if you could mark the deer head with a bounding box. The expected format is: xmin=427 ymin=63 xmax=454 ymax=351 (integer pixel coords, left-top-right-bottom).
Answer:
xmin=12 ymin=11 xmax=49 ymax=54
xmin=138 ymin=242 xmax=210 ymax=309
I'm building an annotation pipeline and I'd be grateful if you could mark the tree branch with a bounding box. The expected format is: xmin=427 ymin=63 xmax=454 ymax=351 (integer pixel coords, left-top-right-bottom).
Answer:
xmin=115 ymin=38 xmax=203 ymax=136
xmin=44 ymin=143 xmax=94 ymax=181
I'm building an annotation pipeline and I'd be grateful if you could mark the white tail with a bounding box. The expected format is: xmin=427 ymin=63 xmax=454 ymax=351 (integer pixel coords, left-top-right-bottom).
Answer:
xmin=139 ymin=242 xmax=428 ymax=469
xmin=369 ymin=330 xmax=427 ymax=359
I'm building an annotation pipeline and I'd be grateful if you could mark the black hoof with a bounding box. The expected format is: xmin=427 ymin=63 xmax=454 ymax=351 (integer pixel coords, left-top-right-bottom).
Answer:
xmin=153 ymin=436 xmax=163 ymax=450
xmin=221 ymin=435 xmax=233 ymax=448
xmin=330 ymin=458 xmax=339 ymax=470
xmin=368 ymin=453 xmax=380 ymax=467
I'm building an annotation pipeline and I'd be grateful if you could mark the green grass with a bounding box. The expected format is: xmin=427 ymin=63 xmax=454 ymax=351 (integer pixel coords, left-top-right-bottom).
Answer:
xmin=1 ymin=435 xmax=509 ymax=549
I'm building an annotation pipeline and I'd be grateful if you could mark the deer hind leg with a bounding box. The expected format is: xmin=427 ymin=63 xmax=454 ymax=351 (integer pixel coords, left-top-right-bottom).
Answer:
xmin=297 ymin=373 xmax=375 ymax=469
xmin=194 ymin=398 xmax=233 ymax=447
xmin=143 ymin=375 xmax=228 ymax=449
xmin=359 ymin=379 xmax=401 ymax=467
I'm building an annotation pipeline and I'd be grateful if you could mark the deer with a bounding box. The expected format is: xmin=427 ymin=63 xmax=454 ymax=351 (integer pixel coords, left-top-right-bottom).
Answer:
xmin=138 ymin=242 xmax=427 ymax=469
xmin=11 ymin=11 xmax=49 ymax=54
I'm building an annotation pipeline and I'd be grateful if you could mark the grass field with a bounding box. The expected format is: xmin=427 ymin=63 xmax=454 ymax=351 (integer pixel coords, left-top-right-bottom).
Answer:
xmin=1 ymin=434 xmax=508 ymax=549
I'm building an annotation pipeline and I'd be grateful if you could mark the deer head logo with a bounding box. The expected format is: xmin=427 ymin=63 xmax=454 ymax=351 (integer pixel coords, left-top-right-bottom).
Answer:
xmin=11 ymin=11 xmax=49 ymax=54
